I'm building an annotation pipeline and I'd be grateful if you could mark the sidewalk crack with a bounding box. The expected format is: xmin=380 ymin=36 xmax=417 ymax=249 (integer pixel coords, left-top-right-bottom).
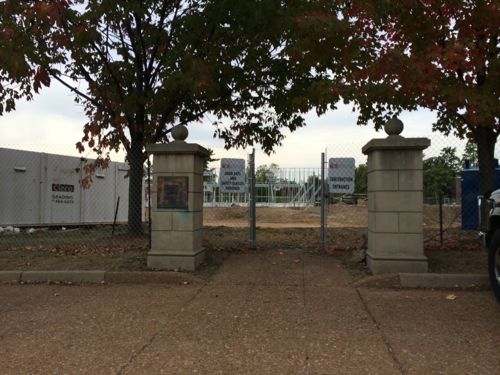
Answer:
xmin=355 ymin=288 xmax=406 ymax=375
xmin=115 ymin=282 xmax=208 ymax=375
xmin=302 ymin=252 xmax=310 ymax=375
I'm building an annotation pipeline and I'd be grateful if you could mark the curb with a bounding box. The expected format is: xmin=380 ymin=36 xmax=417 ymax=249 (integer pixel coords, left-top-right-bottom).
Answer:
xmin=22 ymin=270 xmax=105 ymax=284
xmin=0 ymin=270 xmax=490 ymax=289
xmin=0 ymin=271 xmax=22 ymax=283
xmin=399 ymin=273 xmax=490 ymax=289
xmin=0 ymin=270 xmax=203 ymax=285
xmin=104 ymin=271 xmax=203 ymax=284
xmin=352 ymin=273 xmax=490 ymax=289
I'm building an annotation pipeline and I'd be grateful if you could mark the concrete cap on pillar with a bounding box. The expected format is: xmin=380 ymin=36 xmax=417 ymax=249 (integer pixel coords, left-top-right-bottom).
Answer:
xmin=362 ymin=116 xmax=430 ymax=154
xmin=385 ymin=117 xmax=404 ymax=137
xmin=171 ymin=125 xmax=189 ymax=142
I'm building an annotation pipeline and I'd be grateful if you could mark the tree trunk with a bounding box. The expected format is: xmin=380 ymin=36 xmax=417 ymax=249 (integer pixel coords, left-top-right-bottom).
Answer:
xmin=475 ymin=125 xmax=497 ymax=196
xmin=127 ymin=137 xmax=145 ymax=235
xmin=475 ymin=125 xmax=497 ymax=231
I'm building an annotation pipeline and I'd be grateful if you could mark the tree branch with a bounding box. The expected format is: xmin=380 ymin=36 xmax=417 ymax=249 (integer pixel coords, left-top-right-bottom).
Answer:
xmin=148 ymin=1 xmax=185 ymax=89
xmin=123 ymin=15 xmax=144 ymax=83
xmin=117 ymin=25 xmax=132 ymax=65
xmin=144 ymin=0 xmax=171 ymax=85
xmin=49 ymin=72 xmax=99 ymax=108
xmin=89 ymin=39 xmax=127 ymax=101
xmin=133 ymin=11 xmax=148 ymax=73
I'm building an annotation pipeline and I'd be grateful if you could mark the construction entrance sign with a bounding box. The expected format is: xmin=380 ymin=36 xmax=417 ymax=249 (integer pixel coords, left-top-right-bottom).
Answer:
xmin=328 ymin=157 xmax=355 ymax=194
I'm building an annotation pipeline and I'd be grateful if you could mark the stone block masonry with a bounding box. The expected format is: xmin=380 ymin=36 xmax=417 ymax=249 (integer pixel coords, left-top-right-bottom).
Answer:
xmin=362 ymin=118 xmax=430 ymax=274
xmin=146 ymin=126 xmax=209 ymax=271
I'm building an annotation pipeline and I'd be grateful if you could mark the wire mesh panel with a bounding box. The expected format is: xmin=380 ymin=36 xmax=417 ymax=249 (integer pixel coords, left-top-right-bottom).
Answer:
xmin=202 ymin=148 xmax=250 ymax=233
xmin=319 ymin=143 xmax=367 ymax=253
xmin=203 ymin=148 xmax=324 ymax=229
xmin=421 ymin=138 xmax=486 ymax=251
xmin=0 ymin=145 xmax=149 ymax=270
xmin=0 ymin=132 xmax=495 ymax=270
xmin=321 ymin=136 xmax=494 ymax=260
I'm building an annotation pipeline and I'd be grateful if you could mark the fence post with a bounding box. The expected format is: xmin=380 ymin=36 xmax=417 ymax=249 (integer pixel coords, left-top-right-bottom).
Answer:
xmin=439 ymin=193 xmax=443 ymax=246
xmin=248 ymin=148 xmax=257 ymax=249
xmin=320 ymin=152 xmax=326 ymax=251
xmin=147 ymin=156 xmax=152 ymax=249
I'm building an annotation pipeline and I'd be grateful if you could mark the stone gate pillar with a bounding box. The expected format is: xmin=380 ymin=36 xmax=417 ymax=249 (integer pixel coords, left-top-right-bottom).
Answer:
xmin=146 ymin=125 xmax=209 ymax=271
xmin=362 ymin=118 xmax=430 ymax=274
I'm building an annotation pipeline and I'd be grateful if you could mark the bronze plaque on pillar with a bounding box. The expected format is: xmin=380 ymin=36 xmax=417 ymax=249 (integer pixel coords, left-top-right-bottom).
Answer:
xmin=157 ymin=176 xmax=188 ymax=209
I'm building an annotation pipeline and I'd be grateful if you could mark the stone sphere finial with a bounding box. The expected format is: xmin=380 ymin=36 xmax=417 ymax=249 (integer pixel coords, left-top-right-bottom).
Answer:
xmin=171 ymin=125 xmax=188 ymax=142
xmin=385 ymin=117 xmax=404 ymax=136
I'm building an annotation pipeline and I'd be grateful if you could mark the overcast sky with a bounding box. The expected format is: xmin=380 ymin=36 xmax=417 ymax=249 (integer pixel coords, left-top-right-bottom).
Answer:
xmin=0 ymin=80 xmax=481 ymax=169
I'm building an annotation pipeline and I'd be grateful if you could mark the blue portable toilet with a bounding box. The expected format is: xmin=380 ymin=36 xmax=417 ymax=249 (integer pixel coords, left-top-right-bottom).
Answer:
xmin=461 ymin=167 xmax=500 ymax=229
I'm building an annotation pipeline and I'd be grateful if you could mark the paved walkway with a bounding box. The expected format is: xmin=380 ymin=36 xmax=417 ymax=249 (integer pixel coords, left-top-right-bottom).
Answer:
xmin=1 ymin=250 xmax=499 ymax=374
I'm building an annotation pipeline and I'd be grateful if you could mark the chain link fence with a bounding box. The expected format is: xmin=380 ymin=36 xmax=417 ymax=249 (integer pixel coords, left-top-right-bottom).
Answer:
xmin=0 ymin=133 xmax=494 ymax=269
xmin=321 ymin=137 xmax=487 ymax=253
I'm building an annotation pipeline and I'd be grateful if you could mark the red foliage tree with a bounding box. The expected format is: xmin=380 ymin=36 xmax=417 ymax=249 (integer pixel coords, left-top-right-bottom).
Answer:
xmin=351 ymin=0 xmax=498 ymax=197
xmin=288 ymin=0 xmax=498 ymax=197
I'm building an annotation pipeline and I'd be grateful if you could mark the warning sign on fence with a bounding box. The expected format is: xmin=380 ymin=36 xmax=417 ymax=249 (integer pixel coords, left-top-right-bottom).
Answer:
xmin=219 ymin=158 xmax=246 ymax=193
xmin=328 ymin=158 xmax=355 ymax=194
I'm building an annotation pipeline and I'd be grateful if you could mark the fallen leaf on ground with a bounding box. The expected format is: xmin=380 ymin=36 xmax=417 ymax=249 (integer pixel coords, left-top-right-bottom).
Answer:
xmin=446 ymin=294 xmax=457 ymax=301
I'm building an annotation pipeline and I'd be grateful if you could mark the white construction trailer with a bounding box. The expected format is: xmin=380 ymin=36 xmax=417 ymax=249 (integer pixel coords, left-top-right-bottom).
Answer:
xmin=0 ymin=148 xmax=144 ymax=227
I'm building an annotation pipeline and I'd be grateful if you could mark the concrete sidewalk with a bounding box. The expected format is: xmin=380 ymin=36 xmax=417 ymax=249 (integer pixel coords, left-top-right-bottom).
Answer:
xmin=1 ymin=250 xmax=499 ymax=374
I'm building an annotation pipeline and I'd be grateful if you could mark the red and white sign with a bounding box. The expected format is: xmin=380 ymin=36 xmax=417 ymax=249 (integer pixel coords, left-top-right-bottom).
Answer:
xmin=219 ymin=158 xmax=246 ymax=193
xmin=328 ymin=158 xmax=355 ymax=193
